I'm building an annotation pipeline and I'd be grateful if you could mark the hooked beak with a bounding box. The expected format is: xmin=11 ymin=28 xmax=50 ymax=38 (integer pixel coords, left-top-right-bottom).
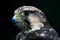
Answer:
xmin=12 ymin=15 xmax=18 ymax=23
xmin=12 ymin=14 xmax=22 ymax=23
xmin=12 ymin=14 xmax=29 ymax=30
xmin=12 ymin=14 xmax=24 ymax=28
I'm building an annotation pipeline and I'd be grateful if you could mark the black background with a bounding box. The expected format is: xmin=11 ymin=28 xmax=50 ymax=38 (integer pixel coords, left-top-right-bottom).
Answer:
xmin=0 ymin=0 xmax=60 ymax=40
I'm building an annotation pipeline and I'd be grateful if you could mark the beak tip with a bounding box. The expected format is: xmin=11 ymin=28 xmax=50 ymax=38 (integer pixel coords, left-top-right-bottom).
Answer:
xmin=12 ymin=17 xmax=18 ymax=23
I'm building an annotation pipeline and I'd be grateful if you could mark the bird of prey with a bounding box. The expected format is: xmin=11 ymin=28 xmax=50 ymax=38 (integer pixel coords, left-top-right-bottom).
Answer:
xmin=12 ymin=6 xmax=60 ymax=40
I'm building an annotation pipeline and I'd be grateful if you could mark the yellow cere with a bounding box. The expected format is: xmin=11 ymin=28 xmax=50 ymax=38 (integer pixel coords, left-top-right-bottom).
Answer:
xmin=15 ymin=14 xmax=23 ymax=22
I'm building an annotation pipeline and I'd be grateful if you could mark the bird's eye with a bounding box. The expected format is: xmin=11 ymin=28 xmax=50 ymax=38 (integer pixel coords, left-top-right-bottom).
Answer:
xmin=22 ymin=11 xmax=36 ymax=16
xmin=24 ymin=11 xmax=30 ymax=16
xmin=21 ymin=11 xmax=29 ymax=16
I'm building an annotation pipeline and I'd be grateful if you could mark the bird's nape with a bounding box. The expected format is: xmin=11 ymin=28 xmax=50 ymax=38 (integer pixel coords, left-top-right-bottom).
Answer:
xmin=12 ymin=6 xmax=60 ymax=40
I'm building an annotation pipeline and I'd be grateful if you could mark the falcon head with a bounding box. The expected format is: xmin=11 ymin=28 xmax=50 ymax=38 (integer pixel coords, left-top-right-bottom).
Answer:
xmin=12 ymin=6 xmax=47 ymax=31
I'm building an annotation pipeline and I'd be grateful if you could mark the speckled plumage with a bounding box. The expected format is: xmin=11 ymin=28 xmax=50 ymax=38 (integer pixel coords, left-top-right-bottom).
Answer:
xmin=12 ymin=6 xmax=60 ymax=40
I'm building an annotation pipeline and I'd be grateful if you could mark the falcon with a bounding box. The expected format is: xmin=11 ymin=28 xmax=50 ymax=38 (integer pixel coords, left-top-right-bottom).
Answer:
xmin=12 ymin=6 xmax=60 ymax=40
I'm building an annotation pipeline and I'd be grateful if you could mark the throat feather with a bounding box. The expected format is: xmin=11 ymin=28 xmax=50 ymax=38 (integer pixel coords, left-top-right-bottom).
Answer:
xmin=30 ymin=23 xmax=44 ymax=31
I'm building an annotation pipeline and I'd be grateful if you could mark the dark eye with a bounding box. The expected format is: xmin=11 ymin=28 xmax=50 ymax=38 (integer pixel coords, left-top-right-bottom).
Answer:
xmin=23 ymin=11 xmax=37 ymax=16
xmin=24 ymin=11 xmax=29 ymax=16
